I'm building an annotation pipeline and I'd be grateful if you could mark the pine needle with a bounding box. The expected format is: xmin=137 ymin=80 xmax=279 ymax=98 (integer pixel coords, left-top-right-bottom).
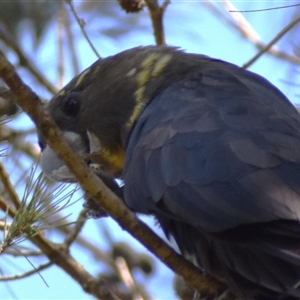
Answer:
xmin=1 ymin=163 xmax=80 ymax=252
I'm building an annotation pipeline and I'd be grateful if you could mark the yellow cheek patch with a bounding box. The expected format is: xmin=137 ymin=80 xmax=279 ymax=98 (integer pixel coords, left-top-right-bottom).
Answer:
xmin=87 ymin=131 xmax=125 ymax=176
xmin=75 ymin=68 xmax=91 ymax=87
xmin=57 ymin=89 xmax=66 ymax=96
xmin=128 ymin=53 xmax=173 ymax=128
xmin=136 ymin=53 xmax=159 ymax=87
xmin=97 ymin=146 xmax=125 ymax=175
xmin=152 ymin=54 xmax=172 ymax=77
xmin=126 ymin=68 xmax=137 ymax=77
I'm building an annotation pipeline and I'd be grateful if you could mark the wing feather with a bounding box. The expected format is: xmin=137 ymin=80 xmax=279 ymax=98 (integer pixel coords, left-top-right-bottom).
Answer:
xmin=124 ymin=64 xmax=300 ymax=231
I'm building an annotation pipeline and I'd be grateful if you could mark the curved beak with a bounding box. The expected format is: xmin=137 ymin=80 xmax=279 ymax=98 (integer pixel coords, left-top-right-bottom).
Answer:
xmin=40 ymin=131 xmax=89 ymax=182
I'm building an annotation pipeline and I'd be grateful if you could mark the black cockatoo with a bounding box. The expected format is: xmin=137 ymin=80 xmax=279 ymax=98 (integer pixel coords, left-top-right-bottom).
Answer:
xmin=39 ymin=46 xmax=300 ymax=299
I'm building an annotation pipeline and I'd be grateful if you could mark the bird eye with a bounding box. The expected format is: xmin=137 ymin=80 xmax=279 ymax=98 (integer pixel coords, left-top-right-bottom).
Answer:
xmin=61 ymin=92 xmax=81 ymax=116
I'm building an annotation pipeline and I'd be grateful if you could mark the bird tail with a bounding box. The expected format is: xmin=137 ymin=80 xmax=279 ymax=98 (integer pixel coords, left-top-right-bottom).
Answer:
xmin=162 ymin=217 xmax=300 ymax=299
xmin=211 ymin=220 xmax=300 ymax=299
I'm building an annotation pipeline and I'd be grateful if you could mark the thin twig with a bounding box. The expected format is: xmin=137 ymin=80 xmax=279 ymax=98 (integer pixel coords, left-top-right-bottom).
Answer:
xmin=115 ymin=255 xmax=151 ymax=300
xmin=243 ymin=15 xmax=300 ymax=68
xmin=0 ymin=23 xmax=57 ymax=95
xmin=0 ymin=196 xmax=16 ymax=217
xmin=57 ymin=3 xmax=66 ymax=90
xmin=56 ymin=221 xmax=120 ymax=270
xmin=0 ymin=161 xmax=21 ymax=210
xmin=64 ymin=6 xmax=80 ymax=75
xmin=64 ymin=209 xmax=86 ymax=248
xmin=0 ymin=261 xmax=52 ymax=282
xmin=65 ymin=0 xmax=100 ymax=59
xmin=0 ymin=124 xmax=40 ymax=161
xmin=115 ymin=257 xmax=143 ymax=300
xmin=2 ymin=248 xmax=43 ymax=257
xmin=230 ymin=3 xmax=300 ymax=13
xmin=203 ymin=0 xmax=300 ymax=66
xmin=221 ymin=0 xmax=261 ymax=44
xmin=144 ymin=0 xmax=170 ymax=45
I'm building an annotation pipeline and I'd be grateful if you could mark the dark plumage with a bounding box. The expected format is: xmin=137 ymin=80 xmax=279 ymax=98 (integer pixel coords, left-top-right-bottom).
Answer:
xmin=40 ymin=46 xmax=300 ymax=299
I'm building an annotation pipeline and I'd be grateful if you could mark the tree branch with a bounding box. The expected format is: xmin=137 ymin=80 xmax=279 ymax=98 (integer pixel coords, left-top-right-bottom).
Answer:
xmin=243 ymin=14 xmax=300 ymax=68
xmin=203 ymin=0 xmax=300 ymax=66
xmin=0 ymin=23 xmax=57 ymax=95
xmin=65 ymin=0 xmax=101 ymax=59
xmin=0 ymin=161 xmax=21 ymax=210
xmin=144 ymin=0 xmax=170 ymax=45
xmin=0 ymin=261 xmax=52 ymax=282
